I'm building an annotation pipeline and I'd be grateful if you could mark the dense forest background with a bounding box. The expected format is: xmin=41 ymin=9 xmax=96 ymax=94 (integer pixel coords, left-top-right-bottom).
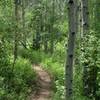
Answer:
xmin=0 ymin=0 xmax=100 ymax=100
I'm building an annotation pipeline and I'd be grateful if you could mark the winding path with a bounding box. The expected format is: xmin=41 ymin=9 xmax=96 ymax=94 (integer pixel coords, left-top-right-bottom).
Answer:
xmin=29 ymin=65 xmax=52 ymax=100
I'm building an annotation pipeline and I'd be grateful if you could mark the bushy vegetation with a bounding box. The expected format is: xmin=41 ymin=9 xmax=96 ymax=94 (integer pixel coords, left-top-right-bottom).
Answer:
xmin=14 ymin=58 xmax=37 ymax=91
xmin=19 ymin=48 xmax=42 ymax=64
xmin=41 ymin=56 xmax=65 ymax=99
xmin=18 ymin=46 xmax=65 ymax=100
xmin=0 ymin=42 xmax=37 ymax=100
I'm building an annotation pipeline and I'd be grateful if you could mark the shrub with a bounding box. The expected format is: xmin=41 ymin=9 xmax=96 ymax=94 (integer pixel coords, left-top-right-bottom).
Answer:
xmin=19 ymin=48 xmax=42 ymax=64
xmin=0 ymin=57 xmax=37 ymax=100
xmin=14 ymin=58 xmax=37 ymax=88
xmin=53 ymin=80 xmax=65 ymax=100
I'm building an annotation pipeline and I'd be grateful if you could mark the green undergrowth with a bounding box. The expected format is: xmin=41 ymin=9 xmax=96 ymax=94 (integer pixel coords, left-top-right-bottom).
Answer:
xmin=18 ymin=47 xmax=65 ymax=100
xmin=18 ymin=45 xmax=91 ymax=100
xmin=18 ymin=48 xmax=43 ymax=64
xmin=41 ymin=58 xmax=65 ymax=100
xmin=41 ymin=51 xmax=65 ymax=100
xmin=0 ymin=57 xmax=37 ymax=100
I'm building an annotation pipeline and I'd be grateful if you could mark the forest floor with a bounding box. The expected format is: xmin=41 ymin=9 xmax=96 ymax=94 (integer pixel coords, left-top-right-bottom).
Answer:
xmin=29 ymin=64 xmax=53 ymax=100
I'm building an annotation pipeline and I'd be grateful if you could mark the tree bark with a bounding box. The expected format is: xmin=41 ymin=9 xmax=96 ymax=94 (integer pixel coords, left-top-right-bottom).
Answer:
xmin=13 ymin=0 xmax=19 ymax=65
xmin=65 ymin=0 xmax=77 ymax=100
xmin=44 ymin=0 xmax=48 ymax=53
xmin=50 ymin=0 xmax=55 ymax=54
xmin=22 ymin=0 xmax=26 ymax=48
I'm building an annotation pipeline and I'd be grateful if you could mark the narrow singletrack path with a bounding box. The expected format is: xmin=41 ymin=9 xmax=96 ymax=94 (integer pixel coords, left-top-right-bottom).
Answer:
xmin=29 ymin=65 xmax=52 ymax=100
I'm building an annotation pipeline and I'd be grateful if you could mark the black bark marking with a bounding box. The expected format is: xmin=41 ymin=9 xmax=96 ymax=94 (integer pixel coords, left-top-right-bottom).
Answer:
xmin=69 ymin=89 xmax=72 ymax=95
xmin=70 ymin=80 xmax=73 ymax=83
xmin=71 ymin=32 xmax=75 ymax=35
xmin=83 ymin=22 xmax=88 ymax=26
xmin=69 ymin=54 xmax=73 ymax=58
xmin=80 ymin=19 xmax=82 ymax=22
xmin=68 ymin=0 xmax=74 ymax=4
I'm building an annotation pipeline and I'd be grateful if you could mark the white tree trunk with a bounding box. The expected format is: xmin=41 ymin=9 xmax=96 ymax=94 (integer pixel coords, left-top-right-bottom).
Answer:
xmin=81 ymin=0 xmax=89 ymax=35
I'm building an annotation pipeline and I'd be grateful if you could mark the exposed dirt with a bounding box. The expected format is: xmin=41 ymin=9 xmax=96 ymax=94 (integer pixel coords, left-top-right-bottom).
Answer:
xmin=29 ymin=65 xmax=53 ymax=100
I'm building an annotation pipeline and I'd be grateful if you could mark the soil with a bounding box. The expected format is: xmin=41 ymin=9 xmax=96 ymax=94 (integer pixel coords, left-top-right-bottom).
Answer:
xmin=29 ymin=65 xmax=53 ymax=100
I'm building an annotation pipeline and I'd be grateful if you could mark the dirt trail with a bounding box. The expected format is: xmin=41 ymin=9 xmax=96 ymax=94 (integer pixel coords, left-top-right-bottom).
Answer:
xmin=29 ymin=65 xmax=52 ymax=100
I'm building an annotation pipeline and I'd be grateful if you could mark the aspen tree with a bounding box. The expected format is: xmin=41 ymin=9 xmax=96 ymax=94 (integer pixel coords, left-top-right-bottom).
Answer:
xmin=22 ymin=0 xmax=26 ymax=48
xmin=65 ymin=0 xmax=78 ymax=99
xmin=13 ymin=0 xmax=20 ymax=65
xmin=50 ymin=0 xmax=55 ymax=54
xmin=44 ymin=0 xmax=48 ymax=53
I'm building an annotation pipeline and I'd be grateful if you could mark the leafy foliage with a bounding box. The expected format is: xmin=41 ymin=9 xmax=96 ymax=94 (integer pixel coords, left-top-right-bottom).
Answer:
xmin=0 ymin=44 xmax=37 ymax=100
